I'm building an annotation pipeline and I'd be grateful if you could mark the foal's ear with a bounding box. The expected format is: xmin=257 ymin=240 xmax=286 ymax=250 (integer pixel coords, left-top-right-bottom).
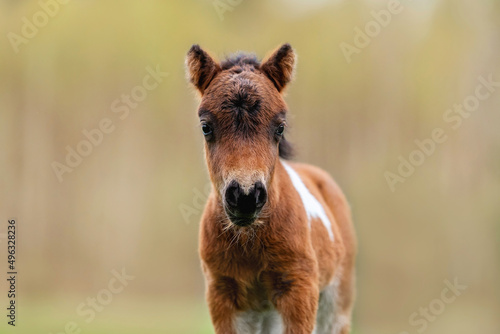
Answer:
xmin=185 ymin=44 xmax=221 ymax=94
xmin=260 ymin=43 xmax=296 ymax=92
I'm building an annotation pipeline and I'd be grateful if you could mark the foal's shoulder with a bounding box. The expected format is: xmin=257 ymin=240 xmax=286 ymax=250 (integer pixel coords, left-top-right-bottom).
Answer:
xmin=285 ymin=161 xmax=355 ymax=248
xmin=285 ymin=161 xmax=334 ymax=185
xmin=284 ymin=161 xmax=348 ymax=205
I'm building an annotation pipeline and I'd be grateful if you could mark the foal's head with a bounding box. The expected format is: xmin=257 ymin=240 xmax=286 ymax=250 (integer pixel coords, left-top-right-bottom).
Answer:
xmin=186 ymin=44 xmax=296 ymax=227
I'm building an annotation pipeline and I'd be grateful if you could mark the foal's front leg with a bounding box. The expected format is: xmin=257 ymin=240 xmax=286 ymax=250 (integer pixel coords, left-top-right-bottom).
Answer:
xmin=206 ymin=276 xmax=240 ymax=334
xmin=269 ymin=270 xmax=319 ymax=334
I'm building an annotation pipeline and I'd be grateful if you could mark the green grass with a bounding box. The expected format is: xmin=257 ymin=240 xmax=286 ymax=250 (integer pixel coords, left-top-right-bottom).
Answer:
xmin=1 ymin=297 xmax=361 ymax=333
xmin=1 ymin=298 xmax=214 ymax=334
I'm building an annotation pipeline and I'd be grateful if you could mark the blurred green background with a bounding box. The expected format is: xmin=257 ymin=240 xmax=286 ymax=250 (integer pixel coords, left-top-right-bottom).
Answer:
xmin=1 ymin=0 xmax=500 ymax=333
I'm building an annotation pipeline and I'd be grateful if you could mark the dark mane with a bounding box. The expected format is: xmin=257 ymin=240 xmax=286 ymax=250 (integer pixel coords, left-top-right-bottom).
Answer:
xmin=220 ymin=52 xmax=260 ymax=70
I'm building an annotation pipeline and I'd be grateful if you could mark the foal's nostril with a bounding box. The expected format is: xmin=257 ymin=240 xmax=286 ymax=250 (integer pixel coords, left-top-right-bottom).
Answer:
xmin=254 ymin=181 xmax=267 ymax=209
xmin=225 ymin=180 xmax=240 ymax=209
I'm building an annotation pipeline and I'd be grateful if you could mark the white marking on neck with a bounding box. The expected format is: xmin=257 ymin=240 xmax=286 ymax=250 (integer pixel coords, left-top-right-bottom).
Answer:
xmin=282 ymin=161 xmax=334 ymax=241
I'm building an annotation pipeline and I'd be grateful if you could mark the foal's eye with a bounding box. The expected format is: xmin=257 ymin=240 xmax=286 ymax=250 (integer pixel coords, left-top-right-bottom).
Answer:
xmin=201 ymin=123 xmax=213 ymax=136
xmin=275 ymin=124 xmax=285 ymax=137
